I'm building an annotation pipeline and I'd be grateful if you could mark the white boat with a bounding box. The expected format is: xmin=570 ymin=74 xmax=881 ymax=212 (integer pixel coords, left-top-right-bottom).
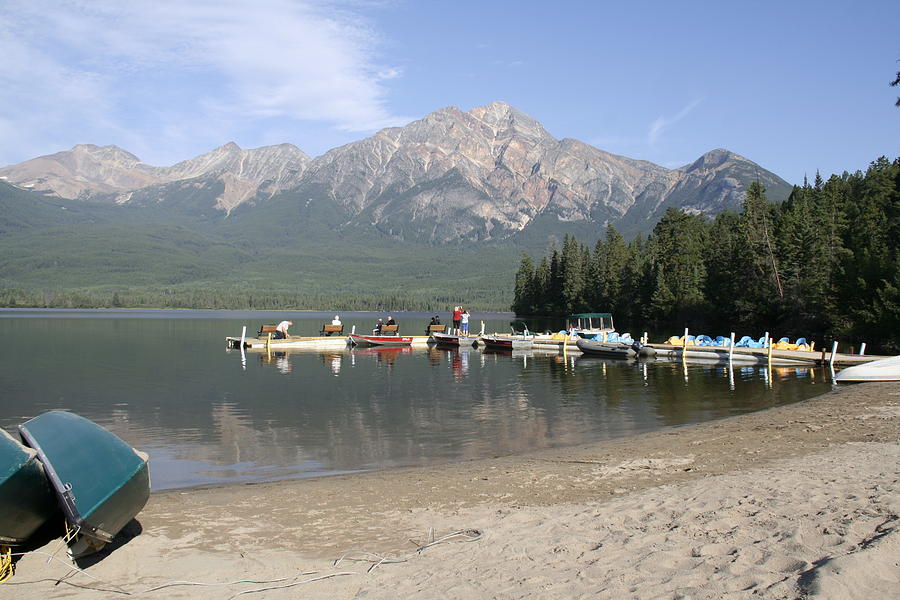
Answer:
xmin=835 ymin=355 xmax=900 ymax=382
xmin=567 ymin=313 xmax=615 ymax=339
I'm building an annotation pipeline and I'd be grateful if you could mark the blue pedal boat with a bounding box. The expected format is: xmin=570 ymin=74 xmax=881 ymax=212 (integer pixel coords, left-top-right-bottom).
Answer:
xmin=0 ymin=429 xmax=57 ymax=546
xmin=18 ymin=411 xmax=150 ymax=558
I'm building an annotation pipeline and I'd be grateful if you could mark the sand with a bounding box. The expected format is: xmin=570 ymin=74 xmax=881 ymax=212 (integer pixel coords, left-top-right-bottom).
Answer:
xmin=7 ymin=381 xmax=900 ymax=599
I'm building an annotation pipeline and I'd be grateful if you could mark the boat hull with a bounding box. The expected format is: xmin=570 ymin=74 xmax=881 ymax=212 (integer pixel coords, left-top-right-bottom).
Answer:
xmin=0 ymin=429 xmax=57 ymax=546
xmin=348 ymin=334 xmax=413 ymax=347
xmin=575 ymin=338 xmax=637 ymax=359
xmin=430 ymin=332 xmax=476 ymax=347
xmin=480 ymin=335 xmax=533 ymax=351
xmin=836 ymin=355 xmax=900 ymax=382
xmin=18 ymin=411 xmax=150 ymax=557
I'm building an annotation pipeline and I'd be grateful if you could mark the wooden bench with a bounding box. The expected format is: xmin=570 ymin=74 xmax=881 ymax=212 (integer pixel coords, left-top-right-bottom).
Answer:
xmin=426 ymin=324 xmax=446 ymax=334
xmin=377 ymin=324 xmax=399 ymax=335
xmin=320 ymin=324 xmax=344 ymax=336
xmin=257 ymin=324 xmax=278 ymax=338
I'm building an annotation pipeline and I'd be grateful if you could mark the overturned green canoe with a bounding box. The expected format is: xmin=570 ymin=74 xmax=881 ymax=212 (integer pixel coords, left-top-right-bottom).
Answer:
xmin=18 ymin=411 xmax=150 ymax=558
xmin=0 ymin=429 xmax=57 ymax=546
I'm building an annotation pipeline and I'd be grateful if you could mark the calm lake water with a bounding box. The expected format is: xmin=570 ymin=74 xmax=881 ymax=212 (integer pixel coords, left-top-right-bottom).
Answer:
xmin=0 ymin=309 xmax=832 ymax=491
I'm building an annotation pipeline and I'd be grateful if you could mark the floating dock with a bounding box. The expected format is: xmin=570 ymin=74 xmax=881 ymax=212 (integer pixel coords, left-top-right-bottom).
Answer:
xmin=648 ymin=343 xmax=887 ymax=366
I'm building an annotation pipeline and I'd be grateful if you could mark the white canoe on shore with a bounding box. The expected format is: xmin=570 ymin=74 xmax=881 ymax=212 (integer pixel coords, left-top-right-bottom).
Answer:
xmin=835 ymin=355 xmax=900 ymax=382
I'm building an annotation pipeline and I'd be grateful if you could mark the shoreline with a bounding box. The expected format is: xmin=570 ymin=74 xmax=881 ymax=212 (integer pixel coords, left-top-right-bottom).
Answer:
xmin=11 ymin=381 xmax=900 ymax=598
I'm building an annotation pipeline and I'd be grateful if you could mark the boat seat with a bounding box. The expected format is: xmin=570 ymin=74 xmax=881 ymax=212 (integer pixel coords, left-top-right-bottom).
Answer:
xmin=320 ymin=324 xmax=344 ymax=336
xmin=378 ymin=324 xmax=399 ymax=335
xmin=426 ymin=324 xmax=446 ymax=334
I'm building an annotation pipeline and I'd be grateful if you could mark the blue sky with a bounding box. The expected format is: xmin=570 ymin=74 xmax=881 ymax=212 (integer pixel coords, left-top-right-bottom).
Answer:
xmin=1 ymin=0 xmax=897 ymax=185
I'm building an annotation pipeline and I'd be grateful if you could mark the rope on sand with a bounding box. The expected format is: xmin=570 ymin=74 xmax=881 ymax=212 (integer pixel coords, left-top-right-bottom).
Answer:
xmin=334 ymin=528 xmax=483 ymax=573
xmin=5 ymin=527 xmax=484 ymax=596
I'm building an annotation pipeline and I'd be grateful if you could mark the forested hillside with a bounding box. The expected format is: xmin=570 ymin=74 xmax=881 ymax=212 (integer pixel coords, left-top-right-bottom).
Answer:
xmin=512 ymin=157 xmax=900 ymax=352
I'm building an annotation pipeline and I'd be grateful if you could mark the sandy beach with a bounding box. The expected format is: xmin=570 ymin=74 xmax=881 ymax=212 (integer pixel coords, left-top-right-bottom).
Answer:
xmin=7 ymin=381 xmax=899 ymax=599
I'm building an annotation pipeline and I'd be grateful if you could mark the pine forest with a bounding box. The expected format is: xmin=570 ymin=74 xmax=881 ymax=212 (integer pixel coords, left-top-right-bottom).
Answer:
xmin=512 ymin=157 xmax=900 ymax=353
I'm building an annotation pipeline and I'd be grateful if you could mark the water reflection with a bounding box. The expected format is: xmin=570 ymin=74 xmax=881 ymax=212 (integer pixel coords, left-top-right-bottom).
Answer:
xmin=0 ymin=310 xmax=830 ymax=491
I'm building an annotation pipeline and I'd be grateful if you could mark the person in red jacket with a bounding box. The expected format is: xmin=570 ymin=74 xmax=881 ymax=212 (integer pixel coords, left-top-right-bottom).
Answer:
xmin=452 ymin=306 xmax=462 ymax=335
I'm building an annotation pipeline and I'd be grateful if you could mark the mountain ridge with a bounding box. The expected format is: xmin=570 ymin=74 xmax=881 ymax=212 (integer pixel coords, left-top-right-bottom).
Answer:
xmin=0 ymin=102 xmax=792 ymax=242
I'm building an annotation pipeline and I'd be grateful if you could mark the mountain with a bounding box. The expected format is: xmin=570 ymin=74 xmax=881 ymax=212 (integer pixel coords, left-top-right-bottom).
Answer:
xmin=0 ymin=142 xmax=310 ymax=213
xmin=0 ymin=102 xmax=791 ymax=243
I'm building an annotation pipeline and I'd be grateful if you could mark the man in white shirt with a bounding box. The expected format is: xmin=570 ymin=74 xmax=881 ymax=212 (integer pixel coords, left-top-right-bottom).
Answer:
xmin=274 ymin=320 xmax=292 ymax=339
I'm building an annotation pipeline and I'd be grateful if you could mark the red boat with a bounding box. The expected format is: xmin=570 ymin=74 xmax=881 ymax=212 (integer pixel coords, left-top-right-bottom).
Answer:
xmin=348 ymin=333 xmax=413 ymax=347
xmin=430 ymin=332 xmax=475 ymax=347
xmin=479 ymin=334 xmax=533 ymax=351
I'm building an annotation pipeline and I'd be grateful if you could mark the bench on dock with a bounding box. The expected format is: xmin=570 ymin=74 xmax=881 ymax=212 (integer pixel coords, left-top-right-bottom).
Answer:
xmin=320 ymin=324 xmax=344 ymax=336
xmin=257 ymin=324 xmax=278 ymax=338
xmin=377 ymin=324 xmax=399 ymax=335
xmin=426 ymin=324 xmax=446 ymax=334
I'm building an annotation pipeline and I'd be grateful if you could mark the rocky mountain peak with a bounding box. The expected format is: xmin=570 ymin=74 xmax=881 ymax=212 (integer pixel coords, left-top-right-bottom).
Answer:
xmin=69 ymin=144 xmax=143 ymax=166
xmin=681 ymin=148 xmax=744 ymax=173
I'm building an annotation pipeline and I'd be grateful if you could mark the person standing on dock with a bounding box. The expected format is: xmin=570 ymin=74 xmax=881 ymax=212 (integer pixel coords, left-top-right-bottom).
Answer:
xmin=452 ymin=306 xmax=462 ymax=335
xmin=274 ymin=320 xmax=293 ymax=339
xmin=460 ymin=308 xmax=470 ymax=336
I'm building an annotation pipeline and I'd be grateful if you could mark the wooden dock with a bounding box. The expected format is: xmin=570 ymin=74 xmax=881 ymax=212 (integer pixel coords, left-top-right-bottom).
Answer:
xmin=648 ymin=343 xmax=887 ymax=366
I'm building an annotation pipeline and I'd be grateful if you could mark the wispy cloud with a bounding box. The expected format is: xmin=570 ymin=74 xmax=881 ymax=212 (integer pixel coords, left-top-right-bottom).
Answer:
xmin=647 ymin=98 xmax=704 ymax=147
xmin=0 ymin=0 xmax=408 ymax=163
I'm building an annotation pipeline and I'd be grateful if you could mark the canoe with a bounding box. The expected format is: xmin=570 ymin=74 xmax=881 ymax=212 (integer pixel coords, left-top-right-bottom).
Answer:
xmin=348 ymin=334 xmax=413 ymax=347
xmin=0 ymin=429 xmax=57 ymax=546
xmin=480 ymin=335 xmax=533 ymax=351
xmin=575 ymin=338 xmax=637 ymax=359
xmin=835 ymin=355 xmax=900 ymax=382
xmin=18 ymin=411 xmax=150 ymax=558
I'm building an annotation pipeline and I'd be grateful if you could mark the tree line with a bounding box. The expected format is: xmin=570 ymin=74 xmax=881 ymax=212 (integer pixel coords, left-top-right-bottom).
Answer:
xmin=512 ymin=157 xmax=900 ymax=353
xmin=0 ymin=286 xmax=510 ymax=313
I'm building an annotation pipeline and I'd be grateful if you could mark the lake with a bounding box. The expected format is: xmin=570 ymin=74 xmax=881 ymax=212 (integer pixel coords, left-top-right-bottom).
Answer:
xmin=0 ymin=309 xmax=832 ymax=490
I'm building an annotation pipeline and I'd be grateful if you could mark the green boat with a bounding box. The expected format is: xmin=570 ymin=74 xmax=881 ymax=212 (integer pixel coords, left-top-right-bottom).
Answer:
xmin=18 ymin=411 xmax=150 ymax=558
xmin=0 ymin=429 xmax=57 ymax=546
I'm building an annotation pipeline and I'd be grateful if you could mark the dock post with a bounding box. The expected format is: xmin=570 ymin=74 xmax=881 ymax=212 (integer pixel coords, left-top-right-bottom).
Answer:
xmin=729 ymin=332 xmax=735 ymax=363
xmin=829 ymin=341 xmax=838 ymax=367
xmin=767 ymin=339 xmax=773 ymax=366
xmin=643 ymin=331 xmax=648 ymax=345
xmin=682 ymin=328 xmax=689 ymax=362
xmin=859 ymin=342 xmax=866 ymax=356
xmin=764 ymin=331 xmax=769 ymax=348
xmin=351 ymin=325 xmax=356 ymax=334
xmin=240 ymin=326 xmax=246 ymax=348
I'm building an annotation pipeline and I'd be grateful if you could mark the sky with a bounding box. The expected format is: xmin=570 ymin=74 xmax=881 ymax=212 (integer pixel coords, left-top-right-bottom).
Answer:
xmin=1 ymin=0 xmax=897 ymax=185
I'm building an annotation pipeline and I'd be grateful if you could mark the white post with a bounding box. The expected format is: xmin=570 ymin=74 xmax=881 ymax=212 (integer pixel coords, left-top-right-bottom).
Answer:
xmin=829 ymin=340 xmax=838 ymax=367
xmin=764 ymin=331 xmax=769 ymax=348
xmin=480 ymin=321 xmax=485 ymax=336
xmin=351 ymin=325 xmax=356 ymax=334
xmin=643 ymin=331 xmax=648 ymax=345
xmin=729 ymin=332 xmax=735 ymax=362
xmin=239 ymin=326 xmax=247 ymax=370
xmin=859 ymin=342 xmax=866 ymax=356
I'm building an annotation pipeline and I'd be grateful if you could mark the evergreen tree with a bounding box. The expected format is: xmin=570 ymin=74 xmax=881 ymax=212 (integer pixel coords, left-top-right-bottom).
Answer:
xmin=645 ymin=208 xmax=709 ymax=326
xmin=512 ymin=253 xmax=536 ymax=315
